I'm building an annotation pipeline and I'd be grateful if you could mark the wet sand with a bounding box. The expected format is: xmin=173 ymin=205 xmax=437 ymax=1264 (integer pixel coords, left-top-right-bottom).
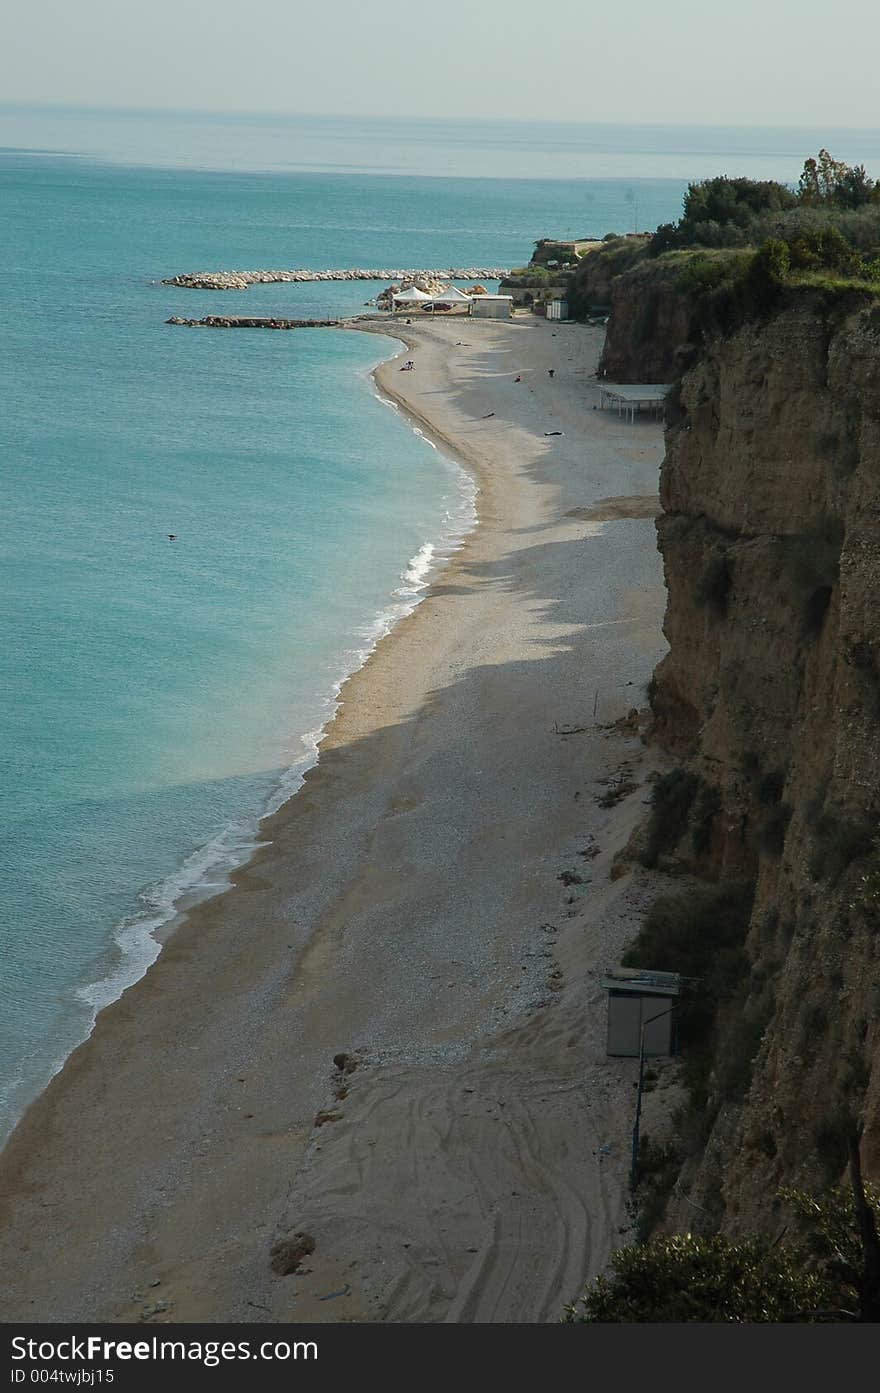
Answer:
xmin=0 ymin=314 xmax=668 ymax=1323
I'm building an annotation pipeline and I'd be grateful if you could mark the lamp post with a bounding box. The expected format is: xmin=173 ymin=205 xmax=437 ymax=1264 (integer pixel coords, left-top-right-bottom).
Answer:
xmin=630 ymin=1003 xmax=677 ymax=1192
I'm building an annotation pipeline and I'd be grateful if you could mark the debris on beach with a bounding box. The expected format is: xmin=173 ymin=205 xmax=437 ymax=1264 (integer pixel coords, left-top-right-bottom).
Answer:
xmin=270 ymin=1232 xmax=316 ymax=1276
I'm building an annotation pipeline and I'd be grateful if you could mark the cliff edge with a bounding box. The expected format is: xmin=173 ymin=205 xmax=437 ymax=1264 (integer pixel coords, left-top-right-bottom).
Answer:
xmin=617 ymin=263 xmax=880 ymax=1235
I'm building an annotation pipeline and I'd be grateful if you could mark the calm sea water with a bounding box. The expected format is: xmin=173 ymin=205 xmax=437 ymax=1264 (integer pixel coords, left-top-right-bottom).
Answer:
xmin=3 ymin=110 xmax=879 ymax=1141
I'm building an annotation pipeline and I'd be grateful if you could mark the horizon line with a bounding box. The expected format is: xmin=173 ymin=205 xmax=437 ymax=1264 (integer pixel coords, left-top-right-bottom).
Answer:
xmin=2 ymin=101 xmax=880 ymax=136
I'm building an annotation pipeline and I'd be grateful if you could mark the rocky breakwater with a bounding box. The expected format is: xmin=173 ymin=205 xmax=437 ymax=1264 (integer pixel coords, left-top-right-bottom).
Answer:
xmin=625 ymin=282 xmax=880 ymax=1237
xmin=162 ymin=267 xmax=509 ymax=291
xmin=166 ymin=316 xmax=341 ymax=329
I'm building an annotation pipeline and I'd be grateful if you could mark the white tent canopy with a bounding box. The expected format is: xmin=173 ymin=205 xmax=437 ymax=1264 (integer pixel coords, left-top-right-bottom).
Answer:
xmin=391 ymin=285 xmax=432 ymax=303
xmin=428 ymin=285 xmax=471 ymax=303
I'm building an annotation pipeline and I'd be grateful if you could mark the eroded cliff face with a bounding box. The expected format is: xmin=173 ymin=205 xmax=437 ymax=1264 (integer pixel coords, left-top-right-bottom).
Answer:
xmin=644 ymin=290 xmax=880 ymax=1232
xmin=569 ymin=240 xmax=696 ymax=382
xmin=598 ymin=259 xmax=696 ymax=383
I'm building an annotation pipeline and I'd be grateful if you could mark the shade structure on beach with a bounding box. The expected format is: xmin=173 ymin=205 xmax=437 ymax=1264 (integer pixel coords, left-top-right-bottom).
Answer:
xmin=598 ymin=383 xmax=671 ymax=424
xmin=426 ymin=285 xmax=471 ymax=305
xmin=392 ymin=286 xmax=432 ymax=306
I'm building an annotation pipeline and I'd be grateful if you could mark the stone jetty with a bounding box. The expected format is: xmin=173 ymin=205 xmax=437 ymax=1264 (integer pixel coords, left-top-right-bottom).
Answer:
xmin=162 ymin=267 xmax=508 ymax=291
xmin=166 ymin=316 xmax=341 ymax=329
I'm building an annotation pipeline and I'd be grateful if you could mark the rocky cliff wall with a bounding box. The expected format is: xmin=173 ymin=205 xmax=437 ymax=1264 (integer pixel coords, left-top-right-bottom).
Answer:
xmin=598 ymin=259 xmax=696 ymax=382
xmin=569 ymin=240 xmax=696 ymax=382
xmin=637 ymin=287 xmax=880 ymax=1233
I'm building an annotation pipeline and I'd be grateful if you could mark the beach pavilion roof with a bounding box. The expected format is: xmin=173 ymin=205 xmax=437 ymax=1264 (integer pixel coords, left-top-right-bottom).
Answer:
xmin=428 ymin=285 xmax=472 ymax=303
xmin=392 ymin=285 xmax=432 ymax=302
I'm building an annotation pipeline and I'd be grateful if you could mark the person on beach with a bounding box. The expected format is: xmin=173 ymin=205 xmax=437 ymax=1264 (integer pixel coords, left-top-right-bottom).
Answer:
xmin=548 ymin=368 xmax=555 ymax=379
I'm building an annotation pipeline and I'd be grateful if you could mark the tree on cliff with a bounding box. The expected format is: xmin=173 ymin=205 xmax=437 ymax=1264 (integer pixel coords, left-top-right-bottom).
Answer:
xmin=781 ymin=1129 xmax=880 ymax=1323
xmin=650 ymin=176 xmax=797 ymax=253
xmin=798 ymin=149 xmax=878 ymax=209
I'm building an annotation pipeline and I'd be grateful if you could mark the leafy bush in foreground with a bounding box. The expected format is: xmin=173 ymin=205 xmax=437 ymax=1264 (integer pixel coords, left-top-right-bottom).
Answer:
xmin=564 ymin=1233 xmax=839 ymax=1322
xmin=567 ymin=1146 xmax=880 ymax=1322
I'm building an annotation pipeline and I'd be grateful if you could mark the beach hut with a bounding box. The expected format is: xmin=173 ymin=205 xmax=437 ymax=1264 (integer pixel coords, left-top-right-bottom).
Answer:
xmin=600 ymin=968 xmax=681 ymax=1056
xmin=470 ymin=294 xmax=514 ymax=320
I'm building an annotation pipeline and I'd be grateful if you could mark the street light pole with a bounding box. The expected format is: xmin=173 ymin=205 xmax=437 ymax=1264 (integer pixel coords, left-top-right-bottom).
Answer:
xmin=630 ymin=1003 xmax=677 ymax=1192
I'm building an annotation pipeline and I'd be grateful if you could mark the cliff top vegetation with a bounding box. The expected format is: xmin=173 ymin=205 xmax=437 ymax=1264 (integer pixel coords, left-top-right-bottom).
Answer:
xmin=567 ymin=151 xmax=880 ymax=320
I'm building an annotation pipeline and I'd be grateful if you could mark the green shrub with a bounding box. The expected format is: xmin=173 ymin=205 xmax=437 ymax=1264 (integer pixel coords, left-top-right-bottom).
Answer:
xmin=564 ymin=1233 xmax=840 ymax=1322
xmin=641 ymin=768 xmax=700 ymax=868
xmin=624 ymin=880 xmax=754 ymax=1125
xmin=622 ymin=882 xmax=753 ymax=1045
xmin=633 ymin=1135 xmax=681 ymax=1240
xmin=676 ymin=255 xmax=735 ymax=295
xmin=745 ymin=239 xmax=790 ymax=310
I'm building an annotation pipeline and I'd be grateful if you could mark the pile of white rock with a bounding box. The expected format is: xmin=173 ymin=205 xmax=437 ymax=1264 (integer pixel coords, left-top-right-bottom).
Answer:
xmin=162 ymin=267 xmax=509 ymax=291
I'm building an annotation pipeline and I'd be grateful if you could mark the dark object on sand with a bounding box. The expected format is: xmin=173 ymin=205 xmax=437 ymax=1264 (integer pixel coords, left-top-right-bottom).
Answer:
xmin=270 ymin=1232 xmax=316 ymax=1275
xmin=544 ymin=431 xmax=564 ymax=436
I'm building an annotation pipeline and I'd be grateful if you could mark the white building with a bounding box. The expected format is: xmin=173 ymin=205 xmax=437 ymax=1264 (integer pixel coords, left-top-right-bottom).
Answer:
xmin=469 ymin=294 xmax=514 ymax=320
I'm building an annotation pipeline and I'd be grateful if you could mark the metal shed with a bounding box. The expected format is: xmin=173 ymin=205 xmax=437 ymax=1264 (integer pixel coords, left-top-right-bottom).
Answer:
xmin=600 ymin=968 xmax=681 ymax=1057
xmin=470 ymin=294 xmax=514 ymax=320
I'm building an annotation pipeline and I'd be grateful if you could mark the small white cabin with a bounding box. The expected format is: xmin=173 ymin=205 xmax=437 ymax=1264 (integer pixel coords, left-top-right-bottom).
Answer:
xmin=470 ymin=295 xmax=514 ymax=320
xmin=600 ymin=968 xmax=681 ymax=1057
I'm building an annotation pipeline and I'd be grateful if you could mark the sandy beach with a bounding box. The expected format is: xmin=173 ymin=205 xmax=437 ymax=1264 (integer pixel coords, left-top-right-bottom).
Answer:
xmin=0 ymin=313 xmax=669 ymax=1323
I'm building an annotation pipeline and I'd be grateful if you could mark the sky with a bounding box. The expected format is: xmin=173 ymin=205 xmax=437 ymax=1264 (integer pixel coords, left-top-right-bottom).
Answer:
xmin=3 ymin=0 xmax=880 ymax=129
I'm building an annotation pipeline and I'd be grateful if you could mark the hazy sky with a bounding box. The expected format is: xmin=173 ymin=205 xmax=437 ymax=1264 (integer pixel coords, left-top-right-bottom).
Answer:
xmin=4 ymin=0 xmax=879 ymax=128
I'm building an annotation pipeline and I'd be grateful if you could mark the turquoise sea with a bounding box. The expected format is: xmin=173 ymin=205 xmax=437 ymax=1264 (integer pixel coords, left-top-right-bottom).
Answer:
xmin=3 ymin=109 xmax=880 ymax=1142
